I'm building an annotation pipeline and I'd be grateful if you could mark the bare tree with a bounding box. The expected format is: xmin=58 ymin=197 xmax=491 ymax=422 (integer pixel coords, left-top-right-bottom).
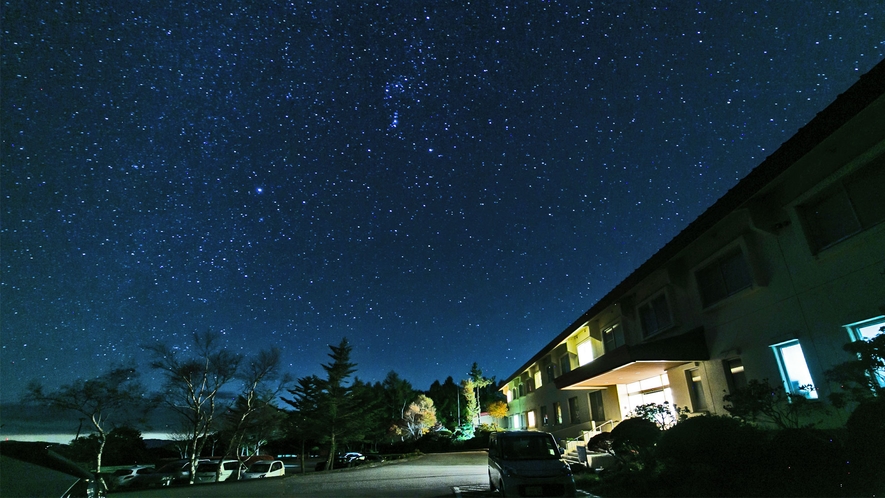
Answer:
xmin=225 ymin=347 xmax=292 ymax=478
xmin=146 ymin=329 xmax=241 ymax=484
xmin=24 ymin=367 xmax=145 ymax=473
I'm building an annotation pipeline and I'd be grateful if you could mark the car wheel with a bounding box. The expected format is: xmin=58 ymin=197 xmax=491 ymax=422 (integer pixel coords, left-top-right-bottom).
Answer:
xmin=488 ymin=471 xmax=496 ymax=492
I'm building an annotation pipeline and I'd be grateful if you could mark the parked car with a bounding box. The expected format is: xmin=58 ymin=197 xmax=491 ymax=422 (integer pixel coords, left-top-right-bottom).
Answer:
xmin=342 ymin=452 xmax=365 ymax=463
xmin=0 ymin=441 xmax=108 ymax=498
xmin=194 ymin=459 xmax=246 ymax=483
xmin=242 ymin=460 xmax=285 ymax=479
xmin=129 ymin=459 xmax=205 ymax=488
xmin=110 ymin=465 xmax=154 ymax=489
xmin=488 ymin=431 xmax=577 ymax=497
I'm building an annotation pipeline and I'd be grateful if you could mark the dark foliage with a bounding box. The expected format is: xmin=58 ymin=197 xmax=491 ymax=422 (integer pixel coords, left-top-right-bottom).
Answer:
xmin=657 ymin=415 xmax=766 ymax=496
xmin=844 ymin=397 xmax=885 ymax=495
xmin=609 ymin=417 xmax=660 ymax=454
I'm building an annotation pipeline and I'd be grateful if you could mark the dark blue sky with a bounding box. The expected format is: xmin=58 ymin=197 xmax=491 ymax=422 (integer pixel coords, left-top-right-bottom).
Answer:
xmin=2 ymin=1 xmax=884 ymax=403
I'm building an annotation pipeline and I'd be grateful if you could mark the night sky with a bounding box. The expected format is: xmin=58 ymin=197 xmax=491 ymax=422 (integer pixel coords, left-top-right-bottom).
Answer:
xmin=2 ymin=1 xmax=884 ymax=404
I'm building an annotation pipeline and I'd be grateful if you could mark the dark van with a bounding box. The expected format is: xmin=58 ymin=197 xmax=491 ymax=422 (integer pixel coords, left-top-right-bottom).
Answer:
xmin=487 ymin=431 xmax=576 ymax=497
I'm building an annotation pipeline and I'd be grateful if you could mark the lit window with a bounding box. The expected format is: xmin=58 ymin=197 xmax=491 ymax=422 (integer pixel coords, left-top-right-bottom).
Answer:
xmin=553 ymin=402 xmax=563 ymax=424
xmin=577 ymin=339 xmax=595 ymax=366
xmin=772 ymin=340 xmax=818 ymax=399
xmin=799 ymin=157 xmax=885 ymax=254
xmin=602 ymin=323 xmax=624 ymax=352
xmin=546 ymin=364 xmax=556 ymax=383
xmin=625 ymin=375 xmax=673 ymax=413
xmin=559 ymin=354 xmax=572 ymax=375
xmin=847 ymin=316 xmax=885 ymax=342
xmin=696 ymin=248 xmax=753 ymax=308
xmin=527 ymin=410 xmax=536 ymax=428
xmin=533 ymin=370 xmax=543 ymax=389
xmin=506 ymin=388 xmax=513 ymax=403
xmin=638 ymin=292 xmax=673 ymax=337
xmin=512 ymin=414 xmax=521 ymax=429
xmin=845 ymin=316 xmax=885 ymax=388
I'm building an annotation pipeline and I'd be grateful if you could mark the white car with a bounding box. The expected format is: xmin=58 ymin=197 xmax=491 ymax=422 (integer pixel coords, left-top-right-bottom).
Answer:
xmin=242 ymin=460 xmax=285 ymax=479
xmin=110 ymin=466 xmax=155 ymax=489
xmin=193 ymin=459 xmax=246 ymax=483
xmin=342 ymin=452 xmax=365 ymax=463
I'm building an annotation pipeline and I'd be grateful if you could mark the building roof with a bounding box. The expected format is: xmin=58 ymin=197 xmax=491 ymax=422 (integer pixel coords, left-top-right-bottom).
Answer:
xmin=502 ymin=58 xmax=885 ymax=386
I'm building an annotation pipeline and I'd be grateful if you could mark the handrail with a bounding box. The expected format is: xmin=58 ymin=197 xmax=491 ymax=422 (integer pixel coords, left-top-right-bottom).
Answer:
xmin=595 ymin=419 xmax=617 ymax=431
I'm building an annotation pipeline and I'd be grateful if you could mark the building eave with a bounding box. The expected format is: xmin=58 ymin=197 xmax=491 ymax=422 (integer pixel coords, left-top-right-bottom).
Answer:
xmin=553 ymin=327 xmax=710 ymax=390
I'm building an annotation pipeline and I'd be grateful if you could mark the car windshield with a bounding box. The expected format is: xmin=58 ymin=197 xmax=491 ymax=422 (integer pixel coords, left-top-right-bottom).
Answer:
xmin=249 ymin=463 xmax=271 ymax=473
xmin=500 ymin=436 xmax=559 ymax=460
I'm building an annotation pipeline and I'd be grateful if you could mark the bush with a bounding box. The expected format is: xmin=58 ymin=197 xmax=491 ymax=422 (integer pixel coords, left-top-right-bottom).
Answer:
xmin=610 ymin=417 xmax=659 ymax=454
xmin=845 ymin=397 xmax=885 ymax=495
xmin=657 ymin=415 xmax=766 ymax=496
xmin=762 ymin=428 xmax=849 ymax=497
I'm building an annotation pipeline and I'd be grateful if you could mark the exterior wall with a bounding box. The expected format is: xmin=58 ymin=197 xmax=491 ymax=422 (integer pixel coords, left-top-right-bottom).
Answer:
xmin=502 ymin=91 xmax=885 ymax=435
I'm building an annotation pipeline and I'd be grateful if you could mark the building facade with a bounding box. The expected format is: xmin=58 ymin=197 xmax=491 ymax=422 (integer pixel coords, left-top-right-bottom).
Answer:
xmin=501 ymin=60 xmax=885 ymax=440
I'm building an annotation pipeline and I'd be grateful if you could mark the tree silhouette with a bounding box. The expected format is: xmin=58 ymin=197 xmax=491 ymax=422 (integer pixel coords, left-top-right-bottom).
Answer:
xmin=25 ymin=367 xmax=145 ymax=472
xmin=146 ymin=329 xmax=241 ymax=484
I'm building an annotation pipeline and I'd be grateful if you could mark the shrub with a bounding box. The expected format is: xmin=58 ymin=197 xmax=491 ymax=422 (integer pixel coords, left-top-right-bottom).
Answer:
xmin=844 ymin=397 xmax=885 ymax=495
xmin=657 ymin=415 xmax=766 ymax=496
xmin=609 ymin=417 xmax=660 ymax=471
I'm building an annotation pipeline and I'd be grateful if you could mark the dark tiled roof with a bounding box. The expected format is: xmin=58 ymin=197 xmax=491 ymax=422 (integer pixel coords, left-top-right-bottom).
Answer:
xmin=503 ymin=58 xmax=885 ymax=385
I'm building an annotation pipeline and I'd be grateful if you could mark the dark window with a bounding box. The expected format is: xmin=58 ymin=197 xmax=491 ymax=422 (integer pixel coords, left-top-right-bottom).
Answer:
xmin=686 ymin=370 xmax=709 ymax=412
xmin=568 ymin=396 xmax=580 ymax=423
xmin=724 ymin=358 xmax=747 ymax=392
xmin=546 ymin=364 xmax=556 ymax=382
xmin=589 ymin=391 xmax=605 ymax=422
xmin=540 ymin=405 xmax=549 ymax=426
xmin=559 ymin=354 xmax=572 ymax=375
xmin=603 ymin=323 xmax=624 ymax=352
xmin=553 ymin=402 xmax=563 ymax=424
xmin=638 ymin=293 xmax=673 ymax=337
xmin=526 ymin=378 xmax=535 ymax=393
xmin=696 ymin=249 xmax=753 ymax=308
xmin=800 ymin=158 xmax=885 ymax=253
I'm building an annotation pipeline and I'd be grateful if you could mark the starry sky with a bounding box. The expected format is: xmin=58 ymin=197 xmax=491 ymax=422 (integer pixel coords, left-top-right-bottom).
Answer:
xmin=2 ymin=1 xmax=884 ymax=404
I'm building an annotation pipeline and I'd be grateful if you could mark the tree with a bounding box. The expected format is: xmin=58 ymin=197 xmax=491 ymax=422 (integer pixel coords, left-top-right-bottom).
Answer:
xmin=381 ymin=371 xmax=416 ymax=425
xmin=400 ymin=395 xmax=437 ymax=440
xmin=487 ymin=400 xmax=508 ymax=429
xmin=283 ymin=338 xmax=366 ymax=471
xmin=24 ymin=367 xmax=145 ymax=473
xmin=281 ymin=375 xmax=325 ymax=474
xmin=427 ymin=376 xmax=461 ymax=430
xmin=224 ymin=348 xmax=292 ymax=478
xmin=826 ymin=330 xmax=885 ymax=407
xmin=463 ymin=363 xmax=492 ymax=431
xmin=723 ymin=378 xmax=821 ymax=429
xmin=629 ymin=402 xmax=689 ymax=430
xmin=146 ymin=329 xmax=242 ymax=484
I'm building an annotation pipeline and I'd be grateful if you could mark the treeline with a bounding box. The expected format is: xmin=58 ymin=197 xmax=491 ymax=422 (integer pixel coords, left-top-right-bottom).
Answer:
xmin=22 ymin=330 xmax=504 ymax=482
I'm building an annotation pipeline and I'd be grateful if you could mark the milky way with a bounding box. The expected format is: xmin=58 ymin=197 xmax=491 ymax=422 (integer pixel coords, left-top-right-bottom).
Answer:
xmin=2 ymin=1 xmax=884 ymax=401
